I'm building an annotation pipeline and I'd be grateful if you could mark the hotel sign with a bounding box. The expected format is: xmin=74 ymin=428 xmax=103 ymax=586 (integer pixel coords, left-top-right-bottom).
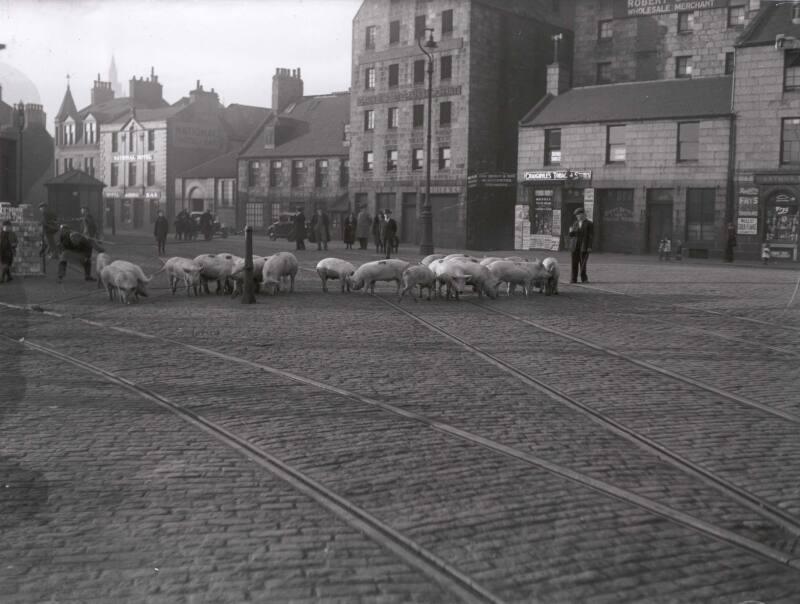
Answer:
xmin=524 ymin=169 xmax=592 ymax=182
xmin=113 ymin=154 xmax=154 ymax=161
xmin=615 ymin=0 xmax=729 ymax=18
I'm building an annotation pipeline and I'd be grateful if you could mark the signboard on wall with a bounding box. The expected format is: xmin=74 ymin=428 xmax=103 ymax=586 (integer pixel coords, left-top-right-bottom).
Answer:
xmin=614 ymin=0 xmax=730 ymax=18
xmin=737 ymin=217 xmax=758 ymax=235
xmin=530 ymin=189 xmax=560 ymax=251
xmin=524 ymin=170 xmax=592 ymax=182
xmin=738 ymin=187 xmax=759 ymax=217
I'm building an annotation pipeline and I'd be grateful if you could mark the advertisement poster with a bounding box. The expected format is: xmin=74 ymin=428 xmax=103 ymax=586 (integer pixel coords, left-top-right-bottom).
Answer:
xmin=738 ymin=187 xmax=759 ymax=219
xmin=514 ymin=205 xmax=529 ymax=250
xmin=529 ymin=189 xmax=557 ymax=250
xmin=737 ymin=217 xmax=757 ymax=236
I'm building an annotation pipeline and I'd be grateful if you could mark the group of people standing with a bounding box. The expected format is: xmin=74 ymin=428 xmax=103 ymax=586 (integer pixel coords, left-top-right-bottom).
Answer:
xmin=292 ymin=206 xmax=398 ymax=258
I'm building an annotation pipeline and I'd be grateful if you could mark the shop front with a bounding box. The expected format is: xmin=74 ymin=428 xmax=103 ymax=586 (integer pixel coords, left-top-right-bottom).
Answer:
xmin=104 ymin=189 xmax=165 ymax=232
xmin=750 ymin=174 xmax=800 ymax=261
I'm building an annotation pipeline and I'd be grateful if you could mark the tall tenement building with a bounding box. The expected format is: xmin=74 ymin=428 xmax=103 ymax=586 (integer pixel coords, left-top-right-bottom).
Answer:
xmin=349 ymin=0 xmax=571 ymax=250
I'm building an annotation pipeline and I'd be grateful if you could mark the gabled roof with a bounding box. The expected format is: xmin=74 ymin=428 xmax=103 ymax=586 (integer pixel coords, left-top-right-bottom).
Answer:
xmin=56 ymin=86 xmax=78 ymax=121
xmin=239 ymin=92 xmax=350 ymax=159
xmin=736 ymin=2 xmax=800 ymax=47
xmin=76 ymin=96 xmax=170 ymax=124
xmin=221 ymin=103 xmax=271 ymax=142
xmin=178 ymin=149 xmax=240 ymax=179
xmin=44 ymin=169 xmax=106 ymax=188
xmin=520 ymin=77 xmax=732 ymax=128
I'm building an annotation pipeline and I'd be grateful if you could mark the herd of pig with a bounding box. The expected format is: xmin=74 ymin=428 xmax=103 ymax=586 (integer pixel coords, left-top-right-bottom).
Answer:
xmin=93 ymin=251 xmax=560 ymax=304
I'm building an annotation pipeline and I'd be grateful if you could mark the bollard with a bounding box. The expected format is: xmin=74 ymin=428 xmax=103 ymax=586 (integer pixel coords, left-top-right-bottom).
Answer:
xmin=242 ymin=225 xmax=256 ymax=304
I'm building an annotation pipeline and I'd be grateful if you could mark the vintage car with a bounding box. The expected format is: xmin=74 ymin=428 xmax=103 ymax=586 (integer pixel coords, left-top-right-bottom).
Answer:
xmin=189 ymin=211 xmax=228 ymax=240
xmin=266 ymin=214 xmax=296 ymax=240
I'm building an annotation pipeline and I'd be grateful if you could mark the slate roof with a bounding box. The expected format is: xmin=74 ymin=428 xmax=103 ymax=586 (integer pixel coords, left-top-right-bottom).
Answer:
xmin=56 ymin=87 xmax=78 ymax=121
xmin=736 ymin=2 xmax=800 ymax=47
xmin=178 ymin=149 xmax=240 ymax=179
xmin=44 ymin=169 xmax=106 ymax=187
xmin=221 ymin=104 xmax=271 ymax=142
xmin=239 ymin=92 xmax=350 ymax=159
xmin=77 ymin=96 xmax=170 ymax=124
xmin=520 ymin=77 xmax=732 ymax=128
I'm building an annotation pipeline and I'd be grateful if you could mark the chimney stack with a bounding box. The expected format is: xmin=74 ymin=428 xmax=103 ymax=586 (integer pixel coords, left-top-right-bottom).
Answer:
xmin=23 ymin=103 xmax=46 ymax=129
xmin=129 ymin=69 xmax=164 ymax=107
xmin=272 ymin=66 xmax=304 ymax=113
xmin=92 ymin=74 xmax=115 ymax=105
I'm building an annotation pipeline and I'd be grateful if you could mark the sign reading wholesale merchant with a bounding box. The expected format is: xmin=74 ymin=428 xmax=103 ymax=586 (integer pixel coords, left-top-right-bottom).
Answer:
xmin=615 ymin=0 xmax=729 ymax=18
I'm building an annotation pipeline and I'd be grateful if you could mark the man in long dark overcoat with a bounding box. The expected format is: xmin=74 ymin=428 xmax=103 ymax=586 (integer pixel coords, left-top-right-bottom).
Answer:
xmin=568 ymin=207 xmax=593 ymax=283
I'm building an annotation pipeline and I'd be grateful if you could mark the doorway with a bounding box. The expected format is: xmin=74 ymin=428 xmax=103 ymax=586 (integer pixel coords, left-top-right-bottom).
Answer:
xmin=133 ymin=199 xmax=144 ymax=229
xmin=646 ymin=189 xmax=674 ymax=254
xmin=401 ymin=193 xmax=417 ymax=244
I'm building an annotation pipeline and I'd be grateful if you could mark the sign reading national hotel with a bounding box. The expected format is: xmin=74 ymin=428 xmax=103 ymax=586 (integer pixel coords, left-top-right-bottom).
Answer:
xmin=615 ymin=0 xmax=729 ymax=18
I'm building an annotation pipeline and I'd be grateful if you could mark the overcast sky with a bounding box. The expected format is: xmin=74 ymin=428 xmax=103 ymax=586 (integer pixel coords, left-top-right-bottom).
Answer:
xmin=0 ymin=0 xmax=362 ymax=132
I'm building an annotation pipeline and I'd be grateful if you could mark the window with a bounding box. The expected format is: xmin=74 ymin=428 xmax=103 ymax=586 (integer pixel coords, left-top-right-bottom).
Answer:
xmin=112 ymin=132 xmax=118 ymax=152
xmin=438 ymin=147 xmax=451 ymax=169
xmin=439 ymin=101 xmax=452 ymax=126
xmin=596 ymin=62 xmax=612 ymax=84
xmin=389 ymin=20 xmax=400 ymax=44
xmin=55 ymin=159 xmax=60 ymax=176
xmin=598 ymin=19 xmax=613 ymax=40
xmin=363 ymin=151 xmax=374 ymax=171
xmin=365 ymin=67 xmax=376 ymax=90
xmin=686 ymin=188 xmax=716 ymax=240
xmin=364 ymin=109 xmax=375 ymax=131
xmin=147 ymin=161 xmax=155 ymax=186
xmin=545 ymin=128 xmax=561 ymax=165
xmin=365 ymin=25 xmax=376 ymax=49
xmin=66 ymin=157 xmax=73 ymax=170
xmin=84 ymin=122 xmax=95 ymax=144
xmin=219 ymin=180 xmax=233 ymax=206
xmin=270 ymin=160 xmax=283 ymax=187
xmin=388 ymin=64 xmax=399 ymax=87
xmin=607 ymin=125 xmax=626 ymax=163
xmin=440 ymin=55 xmax=452 ymax=81
xmin=414 ymin=60 xmax=425 ymax=84
xmin=386 ymin=149 xmax=398 ymax=171
xmin=247 ymin=160 xmax=260 ymax=187
xmin=784 ymin=50 xmax=800 ymax=90
xmin=677 ymin=122 xmax=699 ymax=162
xmin=678 ymin=11 xmax=694 ymax=33
xmin=413 ymin=104 xmax=424 ymax=128
xmin=415 ymin=14 xmax=426 ymax=39
xmin=676 ymin=56 xmax=692 ymax=78
xmin=442 ymin=9 xmax=453 ymax=36
xmin=413 ymin=148 xmax=424 ymax=170
xmin=340 ymin=159 xmax=349 ymax=186
xmin=292 ymin=160 xmax=305 ymax=187
xmin=781 ymin=118 xmax=800 ymax=164
xmin=84 ymin=157 xmax=95 ymax=176
xmin=315 ymin=159 xmax=329 ymax=188
xmin=388 ymin=107 xmax=399 ymax=129
xmin=725 ymin=52 xmax=735 ymax=75
xmin=128 ymin=129 xmax=134 ymax=152
xmin=110 ymin=163 xmax=118 ymax=186
xmin=128 ymin=163 xmax=136 ymax=186
xmin=728 ymin=5 xmax=745 ymax=27
xmin=66 ymin=124 xmax=74 ymax=145
xmin=148 ymin=129 xmax=155 ymax=151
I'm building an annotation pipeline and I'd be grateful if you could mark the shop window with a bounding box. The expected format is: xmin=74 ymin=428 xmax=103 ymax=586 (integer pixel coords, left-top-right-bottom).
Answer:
xmin=765 ymin=193 xmax=799 ymax=242
xmin=363 ymin=151 xmax=374 ymax=172
xmin=315 ymin=159 xmax=329 ymax=188
xmin=364 ymin=109 xmax=375 ymax=131
xmin=439 ymin=101 xmax=452 ymax=127
xmin=438 ymin=147 xmax=451 ymax=170
xmin=686 ymin=188 xmax=716 ymax=240
xmin=441 ymin=55 xmax=452 ymax=81
xmin=442 ymin=9 xmax=453 ymax=36
xmin=784 ymin=50 xmax=800 ymax=91
xmin=386 ymin=149 xmax=398 ymax=171
xmin=782 ymin=118 xmax=800 ymax=164
xmin=598 ymin=19 xmax=613 ymax=40
xmin=388 ymin=64 xmax=399 ymax=88
xmin=389 ymin=20 xmax=400 ymax=44
xmin=270 ymin=160 xmax=283 ymax=187
xmin=388 ymin=107 xmax=399 ymax=129
xmin=413 ymin=148 xmax=424 ymax=170
xmin=545 ymin=128 xmax=561 ymax=165
xmin=676 ymin=56 xmax=693 ymax=78
xmin=596 ymin=62 xmax=612 ymax=84
xmin=678 ymin=11 xmax=694 ymax=33
xmin=606 ymin=125 xmax=626 ymax=163
xmin=728 ymin=5 xmax=745 ymax=27
xmin=292 ymin=160 xmax=305 ymax=187
xmin=677 ymin=122 xmax=699 ymax=162
xmin=413 ymin=104 xmax=424 ymax=128
xmin=414 ymin=60 xmax=425 ymax=84
xmin=365 ymin=25 xmax=376 ymax=49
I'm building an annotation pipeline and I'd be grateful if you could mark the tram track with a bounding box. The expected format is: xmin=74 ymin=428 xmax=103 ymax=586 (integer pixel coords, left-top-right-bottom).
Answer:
xmin=3 ymin=304 xmax=800 ymax=575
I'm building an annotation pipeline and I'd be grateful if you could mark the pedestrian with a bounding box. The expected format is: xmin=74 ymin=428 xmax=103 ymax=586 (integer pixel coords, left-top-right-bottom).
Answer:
xmin=724 ymin=221 xmax=737 ymax=262
xmin=658 ymin=236 xmax=671 ymax=261
xmin=293 ymin=209 xmax=307 ymax=250
xmin=761 ymin=242 xmax=771 ymax=265
xmin=0 ymin=220 xmax=19 ymax=283
xmin=372 ymin=211 xmax=384 ymax=253
xmin=200 ymin=209 xmax=214 ymax=241
xmin=568 ymin=207 xmax=593 ymax=283
xmin=343 ymin=211 xmax=356 ymax=250
xmin=80 ymin=207 xmax=98 ymax=239
xmin=56 ymin=224 xmax=97 ymax=283
xmin=39 ymin=202 xmax=59 ymax=259
xmin=311 ymin=208 xmax=330 ymax=251
xmin=381 ymin=209 xmax=398 ymax=259
xmin=356 ymin=206 xmax=371 ymax=250
xmin=154 ymin=210 xmax=169 ymax=256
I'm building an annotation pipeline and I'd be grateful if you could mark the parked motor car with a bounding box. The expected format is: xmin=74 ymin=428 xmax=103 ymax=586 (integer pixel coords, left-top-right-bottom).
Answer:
xmin=267 ymin=214 xmax=296 ymax=241
xmin=189 ymin=211 xmax=229 ymax=240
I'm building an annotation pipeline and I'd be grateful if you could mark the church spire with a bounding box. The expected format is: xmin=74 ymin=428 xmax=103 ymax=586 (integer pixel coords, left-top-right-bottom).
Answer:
xmin=55 ymin=79 xmax=78 ymax=123
xmin=109 ymin=54 xmax=123 ymax=97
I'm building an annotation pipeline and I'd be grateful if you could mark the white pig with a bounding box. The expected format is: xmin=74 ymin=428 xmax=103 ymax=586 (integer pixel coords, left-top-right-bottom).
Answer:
xmin=107 ymin=260 xmax=150 ymax=300
xmin=262 ymin=252 xmax=299 ymax=295
xmin=541 ymin=256 xmax=560 ymax=295
xmin=398 ymin=265 xmax=435 ymax=302
xmin=231 ymin=255 xmax=268 ymax=296
xmin=160 ymin=256 xmax=202 ymax=296
xmin=316 ymin=258 xmax=356 ymax=293
xmin=430 ymin=258 xmax=467 ymax=300
xmin=348 ymin=259 xmax=410 ymax=294
xmin=194 ymin=253 xmax=241 ymax=294
xmin=446 ymin=258 xmax=500 ymax=299
xmin=95 ymin=252 xmax=112 ymax=291
xmin=101 ymin=264 xmax=140 ymax=304
xmin=421 ymin=253 xmax=446 ymax=266
xmin=488 ymin=260 xmax=540 ymax=297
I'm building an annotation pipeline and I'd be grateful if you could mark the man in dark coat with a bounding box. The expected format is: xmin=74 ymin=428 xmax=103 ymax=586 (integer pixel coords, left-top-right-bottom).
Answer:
xmin=294 ymin=209 xmax=307 ymax=250
xmin=199 ymin=210 xmax=214 ymax=240
xmin=81 ymin=207 xmax=98 ymax=239
xmin=381 ymin=209 xmax=398 ymax=259
xmin=154 ymin=210 xmax=169 ymax=255
xmin=724 ymin=221 xmax=737 ymax=263
xmin=568 ymin=207 xmax=593 ymax=283
xmin=57 ymin=224 xmax=96 ymax=283
xmin=1 ymin=220 xmax=19 ymax=283
xmin=39 ymin=202 xmax=59 ymax=259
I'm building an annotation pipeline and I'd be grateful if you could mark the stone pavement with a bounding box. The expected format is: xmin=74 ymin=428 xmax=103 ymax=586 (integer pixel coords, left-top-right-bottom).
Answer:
xmin=1 ymin=231 xmax=800 ymax=603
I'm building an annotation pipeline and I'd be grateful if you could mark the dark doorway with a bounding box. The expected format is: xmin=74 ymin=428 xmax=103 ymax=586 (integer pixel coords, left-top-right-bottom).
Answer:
xmin=596 ymin=189 xmax=635 ymax=253
xmin=431 ymin=194 xmax=460 ymax=249
xmin=133 ymin=198 xmax=144 ymax=229
xmin=646 ymin=189 xmax=674 ymax=253
xmin=192 ymin=199 xmax=205 ymax=212
xmin=401 ymin=193 xmax=417 ymax=244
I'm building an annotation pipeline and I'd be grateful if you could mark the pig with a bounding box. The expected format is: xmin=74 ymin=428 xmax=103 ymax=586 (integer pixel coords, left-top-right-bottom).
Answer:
xmin=95 ymin=252 xmax=112 ymax=291
xmin=348 ymin=259 xmax=410 ymax=294
xmin=194 ymin=253 xmax=241 ymax=294
xmin=541 ymin=256 xmax=560 ymax=295
xmin=488 ymin=260 xmax=542 ymax=297
xmin=316 ymin=258 xmax=356 ymax=293
xmin=262 ymin=252 xmax=299 ymax=295
xmin=504 ymin=256 xmax=527 ymax=262
xmin=107 ymin=259 xmax=150 ymax=300
xmin=430 ymin=258 xmax=467 ymax=300
xmin=446 ymin=257 xmax=500 ymax=299
xmin=421 ymin=253 xmax=446 ymax=266
xmin=479 ymin=256 xmax=504 ymax=266
xmin=231 ymin=255 xmax=268 ymax=297
xmin=398 ymin=265 xmax=436 ymax=302
xmin=159 ymin=256 xmax=202 ymax=296
xmin=100 ymin=264 xmax=140 ymax=304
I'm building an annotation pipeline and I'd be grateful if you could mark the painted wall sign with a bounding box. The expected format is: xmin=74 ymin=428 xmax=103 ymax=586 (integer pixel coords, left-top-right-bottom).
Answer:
xmin=614 ymin=0 xmax=729 ymax=18
xmin=173 ymin=123 xmax=223 ymax=149
xmin=467 ymin=173 xmax=516 ymax=188
xmin=737 ymin=195 xmax=758 ymax=218
xmin=523 ymin=169 xmax=592 ymax=182
xmin=754 ymin=173 xmax=800 ymax=185
xmin=113 ymin=154 xmax=154 ymax=162
xmin=737 ymin=217 xmax=757 ymax=235
xmin=357 ymin=85 xmax=462 ymax=107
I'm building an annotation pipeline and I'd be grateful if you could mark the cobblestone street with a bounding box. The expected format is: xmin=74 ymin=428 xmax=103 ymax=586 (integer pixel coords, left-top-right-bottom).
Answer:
xmin=2 ymin=232 xmax=800 ymax=603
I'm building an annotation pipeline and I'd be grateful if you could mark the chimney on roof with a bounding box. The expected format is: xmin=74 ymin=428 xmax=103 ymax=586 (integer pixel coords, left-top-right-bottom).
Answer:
xmin=189 ymin=80 xmax=220 ymax=113
xmin=129 ymin=69 xmax=164 ymax=107
xmin=92 ymin=74 xmax=115 ymax=105
xmin=23 ymin=103 xmax=46 ymax=129
xmin=272 ymin=66 xmax=304 ymax=113
xmin=546 ymin=34 xmax=570 ymax=96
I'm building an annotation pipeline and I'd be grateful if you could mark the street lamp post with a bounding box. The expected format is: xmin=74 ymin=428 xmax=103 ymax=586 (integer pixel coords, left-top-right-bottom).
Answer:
xmin=418 ymin=28 xmax=437 ymax=255
xmin=15 ymin=101 xmax=25 ymax=206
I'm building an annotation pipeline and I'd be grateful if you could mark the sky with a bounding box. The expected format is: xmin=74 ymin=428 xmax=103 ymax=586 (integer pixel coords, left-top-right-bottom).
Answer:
xmin=0 ymin=0 xmax=362 ymax=132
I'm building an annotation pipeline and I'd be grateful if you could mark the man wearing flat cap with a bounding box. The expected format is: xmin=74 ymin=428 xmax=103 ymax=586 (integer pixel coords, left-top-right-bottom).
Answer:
xmin=568 ymin=207 xmax=593 ymax=283
xmin=381 ymin=209 xmax=398 ymax=259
